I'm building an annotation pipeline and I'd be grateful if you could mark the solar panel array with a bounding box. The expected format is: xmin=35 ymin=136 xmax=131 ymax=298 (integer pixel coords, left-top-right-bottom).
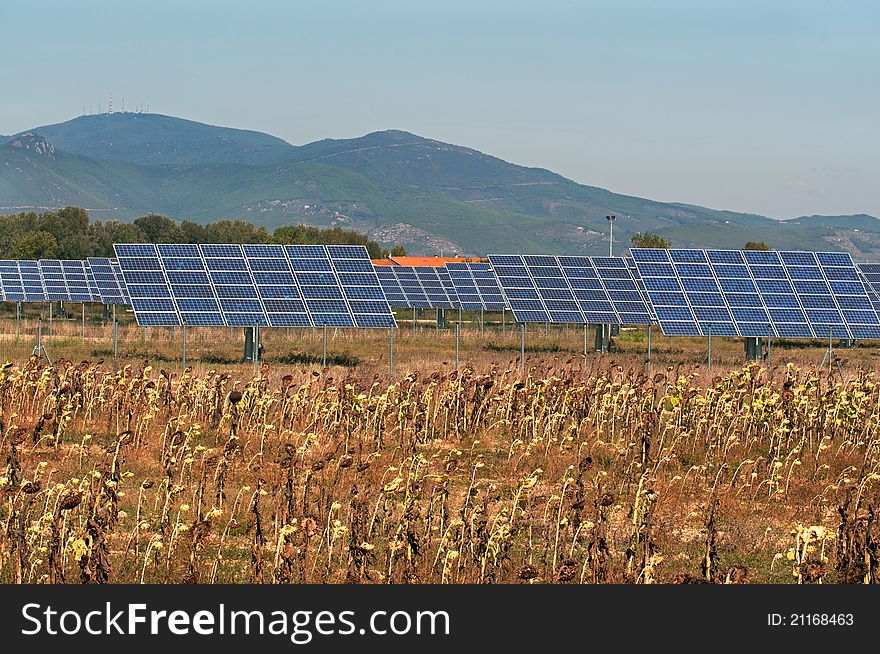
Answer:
xmin=859 ymin=264 xmax=880 ymax=316
xmin=327 ymin=245 xmax=396 ymax=328
xmin=487 ymin=254 xmax=654 ymax=325
xmin=0 ymin=260 xmax=47 ymax=302
xmin=202 ymin=244 xmax=268 ymax=327
xmin=243 ymin=244 xmax=310 ymax=327
xmin=5 ymin=245 xmax=880 ymax=344
xmin=631 ymin=248 xmax=880 ymax=339
xmin=114 ymin=243 xmax=397 ymax=329
xmin=388 ymin=267 xmax=430 ymax=308
xmin=115 ymin=244 xmax=180 ymax=326
xmin=374 ymin=265 xmax=409 ymax=308
xmin=413 ymin=266 xmax=457 ymax=309
xmin=87 ymin=258 xmax=129 ymax=305
xmin=445 ymin=262 xmax=508 ymax=311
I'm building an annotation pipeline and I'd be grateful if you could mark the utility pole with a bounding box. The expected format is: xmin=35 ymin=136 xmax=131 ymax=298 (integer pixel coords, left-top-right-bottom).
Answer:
xmin=606 ymin=214 xmax=617 ymax=256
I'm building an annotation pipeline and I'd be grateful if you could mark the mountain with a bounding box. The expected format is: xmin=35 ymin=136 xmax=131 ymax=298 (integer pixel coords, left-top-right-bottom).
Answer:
xmin=13 ymin=113 xmax=293 ymax=165
xmin=2 ymin=113 xmax=879 ymax=257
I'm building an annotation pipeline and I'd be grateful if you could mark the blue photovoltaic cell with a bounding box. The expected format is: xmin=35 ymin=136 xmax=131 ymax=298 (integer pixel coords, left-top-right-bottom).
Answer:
xmin=445 ymin=262 xmax=483 ymax=310
xmin=630 ymin=249 xmax=700 ymax=336
xmin=326 ymin=245 xmax=396 ymax=328
xmin=808 ymin=254 xmax=880 ymax=340
xmin=39 ymin=260 xmax=69 ymax=302
xmin=242 ymin=244 xmax=311 ymax=327
xmin=705 ymin=250 xmax=773 ymax=337
xmin=778 ymin=251 xmax=847 ymax=338
xmin=412 ymin=266 xmax=456 ymax=309
xmin=59 ymin=260 xmax=96 ymax=302
xmin=437 ymin=268 xmax=460 ymax=309
xmin=630 ymin=248 xmax=880 ymax=340
xmin=114 ymin=244 xmax=180 ymax=326
xmin=20 ymin=260 xmax=47 ymax=302
xmin=391 ymin=267 xmax=431 ymax=308
xmin=111 ymin=261 xmax=131 ymax=304
xmin=374 ymin=265 xmax=410 ymax=308
xmin=88 ymin=258 xmax=128 ymax=304
xmin=487 ymin=254 xmax=550 ymax=323
xmin=285 ymin=244 xmax=354 ymax=327
xmin=522 ymin=255 xmax=583 ymax=323
xmin=858 ymin=266 xmax=880 ymax=319
xmin=590 ymin=257 xmax=653 ymax=325
xmin=470 ymin=263 xmax=508 ymax=311
xmin=666 ymin=250 xmax=738 ymax=336
xmin=740 ymin=250 xmax=812 ymax=338
xmin=157 ymin=244 xmax=225 ymax=326
xmin=557 ymin=256 xmax=615 ymax=324
xmin=1 ymin=260 xmax=47 ymax=302
xmin=201 ymin=244 xmax=268 ymax=326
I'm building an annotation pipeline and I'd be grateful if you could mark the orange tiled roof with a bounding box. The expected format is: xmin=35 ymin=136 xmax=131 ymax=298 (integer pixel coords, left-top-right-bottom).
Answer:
xmin=387 ymin=256 xmax=484 ymax=267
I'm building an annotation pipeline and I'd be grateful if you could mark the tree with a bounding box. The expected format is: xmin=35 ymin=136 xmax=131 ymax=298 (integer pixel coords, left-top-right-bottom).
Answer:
xmin=133 ymin=214 xmax=184 ymax=242
xmin=630 ymin=232 xmax=671 ymax=249
xmin=204 ymin=219 xmax=269 ymax=244
xmin=12 ymin=231 xmax=57 ymax=259
xmin=743 ymin=241 xmax=771 ymax=251
xmin=390 ymin=245 xmax=407 ymax=257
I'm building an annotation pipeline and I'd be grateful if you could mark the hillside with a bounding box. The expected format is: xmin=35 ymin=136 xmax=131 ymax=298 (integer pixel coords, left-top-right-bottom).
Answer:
xmin=2 ymin=113 xmax=880 ymax=257
xmin=13 ymin=113 xmax=293 ymax=165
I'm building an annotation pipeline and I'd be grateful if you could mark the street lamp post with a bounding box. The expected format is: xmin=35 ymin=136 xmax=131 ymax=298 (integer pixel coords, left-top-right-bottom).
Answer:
xmin=604 ymin=214 xmax=618 ymax=350
xmin=606 ymin=214 xmax=617 ymax=257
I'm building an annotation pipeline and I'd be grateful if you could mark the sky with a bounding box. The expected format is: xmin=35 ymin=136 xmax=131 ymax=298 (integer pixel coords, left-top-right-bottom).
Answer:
xmin=1 ymin=0 xmax=877 ymax=219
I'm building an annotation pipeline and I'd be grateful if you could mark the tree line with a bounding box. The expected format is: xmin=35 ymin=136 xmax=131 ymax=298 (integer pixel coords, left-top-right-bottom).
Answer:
xmin=630 ymin=232 xmax=770 ymax=250
xmin=0 ymin=207 xmax=406 ymax=261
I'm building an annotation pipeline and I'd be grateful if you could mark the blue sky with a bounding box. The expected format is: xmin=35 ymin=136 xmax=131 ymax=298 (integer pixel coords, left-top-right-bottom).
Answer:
xmin=1 ymin=0 xmax=877 ymax=219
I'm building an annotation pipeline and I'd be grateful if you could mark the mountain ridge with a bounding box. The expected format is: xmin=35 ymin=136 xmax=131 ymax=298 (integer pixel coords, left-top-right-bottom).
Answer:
xmin=2 ymin=113 xmax=879 ymax=257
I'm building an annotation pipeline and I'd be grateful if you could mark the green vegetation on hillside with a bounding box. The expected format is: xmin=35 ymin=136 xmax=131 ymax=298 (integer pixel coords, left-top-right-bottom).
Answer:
xmin=0 ymin=207 xmax=401 ymax=260
xmin=2 ymin=114 xmax=880 ymax=256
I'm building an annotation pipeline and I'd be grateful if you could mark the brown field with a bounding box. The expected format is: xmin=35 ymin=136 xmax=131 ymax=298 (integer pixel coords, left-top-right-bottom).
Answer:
xmin=2 ymin=307 xmax=880 ymax=584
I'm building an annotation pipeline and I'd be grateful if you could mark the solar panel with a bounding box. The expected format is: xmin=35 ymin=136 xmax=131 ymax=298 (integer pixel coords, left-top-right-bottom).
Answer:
xmin=630 ymin=249 xmax=701 ymax=335
xmin=521 ymin=255 xmax=584 ymax=323
xmin=84 ymin=261 xmax=100 ymax=301
xmin=285 ymin=244 xmax=355 ymax=327
xmin=470 ymin=263 xmax=508 ymax=311
xmin=114 ymin=244 xmax=180 ymax=326
xmin=157 ymin=244 xmax=225 ymax=326
xmin=778 ymin=251 xmax=848 ymax=339
xmin=566 ymin=256 xmax=655 ymax=326
xmin=326 ymin=245 xmax=396 ymax=328
xmin=39 ymin=260 xmax=69 ymax=301
xmin=740 ymin=250 xmax=812 ymax=338
xmin=487 ymin=254 xmax=551 ymax=323
xmin=811 ymin=254 xmax=880 ymax=340
xmin=437 ymin=267 xmax=460 ymax=310
xmin=668 ymin=250 xmax=738 ymax=336
xmin=243 ymin=244 xmax=311 ymax=327
xmin=374 ymin=265 xmax=410 ymax=308
xmin=87 ymin=257 xmax=127 ymax=304
xmin=201 ymin=244 xmax=268 ymax=327
xmin=19 ymin=260 xmax=46 ymax=302
xmin=858 ymin=265 xmax=880 ymax=317
xmin=0 ymin=260 xmax=26 ymax=302
xmin=411 ymin=266 xmax=457 ymax=309
xmin=445 ymin=263 xmax=484 ymax=311
xmin=390 ymin=267 xmax=431 ymax=308
xmin=633 ymin=248 xmax=880 ymax=339
xmin=60 ymin=260 xmax=96 ymax=302
xmin=111 ymin=260 xmax=131 ymax=304
xmin=625 ymin=258 xmax=657 ymax=324
xmin=705 ymin=250 xmax=774 ymax=337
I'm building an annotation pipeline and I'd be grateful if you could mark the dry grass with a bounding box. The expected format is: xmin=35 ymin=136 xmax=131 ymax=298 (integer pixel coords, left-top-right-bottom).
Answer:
xmin=1 ymin=310 xmax=880 ymax=584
